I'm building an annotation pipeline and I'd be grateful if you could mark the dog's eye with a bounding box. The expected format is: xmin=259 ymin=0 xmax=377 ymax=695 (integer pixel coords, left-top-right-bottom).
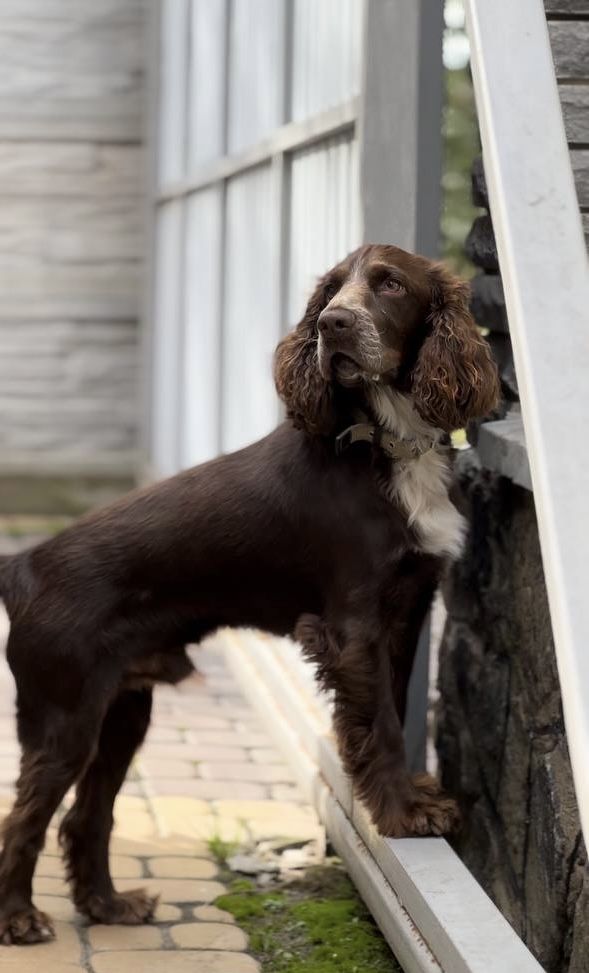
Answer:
xmin=382 ymin=277 xmax=406 ymax=295
xmin=324 ymin=282 xmax=340 ymax=302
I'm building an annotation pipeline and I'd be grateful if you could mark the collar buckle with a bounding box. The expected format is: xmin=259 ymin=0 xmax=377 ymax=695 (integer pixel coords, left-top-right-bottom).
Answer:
xmin=335 ymin=422 xmax=431 ymax=462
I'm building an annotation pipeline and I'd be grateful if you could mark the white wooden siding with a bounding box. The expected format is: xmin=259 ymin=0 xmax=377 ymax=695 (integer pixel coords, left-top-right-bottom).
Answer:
xmin=187 ymin=0 xmax=227 ymax=169
xmin=0 ymin=0 xmax=145 ymax=478
xmin=181 ymin=187 xmax=223 ymax=466
xmin=291 ymin=0 xmax=363 ymax=122
xmin=222 ymin=165 xmax=281 ymax=453
xmin=226 ymin=0 xmax=286 ymax=154
xmin=0 ymin=1 xmax=144 ymax=142
xmin=149 ymin=0 xmax=363 ymax=472
xmin=157 ymin=0 xmax=189 ymax=188
xmin=151 ymin=200 xmax=184 ymax=476
xmin=288 ymin=134 xmax=361 ymax=326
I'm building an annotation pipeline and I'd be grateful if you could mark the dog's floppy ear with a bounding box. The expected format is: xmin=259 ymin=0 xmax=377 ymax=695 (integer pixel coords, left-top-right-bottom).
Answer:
xmin=274 ymin=278 xmax=337 ymax=436
xmin=411 ymin=263 xmax=500 ymax=431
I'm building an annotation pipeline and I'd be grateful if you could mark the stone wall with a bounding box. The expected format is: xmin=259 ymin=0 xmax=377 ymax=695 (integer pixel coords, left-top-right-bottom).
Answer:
xmin=0 ymin=1 xmax=145 ymax=509
xmin=437 ymin=452 xmax=588 ymax=973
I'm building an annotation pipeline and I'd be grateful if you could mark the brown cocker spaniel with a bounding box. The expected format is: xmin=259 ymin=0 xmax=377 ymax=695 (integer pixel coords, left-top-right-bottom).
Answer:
xmin=0 ymin=244 xmax=499 ymax=944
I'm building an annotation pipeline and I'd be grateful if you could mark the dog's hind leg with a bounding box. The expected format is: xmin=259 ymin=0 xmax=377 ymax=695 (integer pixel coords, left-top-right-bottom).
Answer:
xmin=58 ymin=687 xmax=156 ymax=925
xmin=0 ymin=693 xmax=105 ymax=945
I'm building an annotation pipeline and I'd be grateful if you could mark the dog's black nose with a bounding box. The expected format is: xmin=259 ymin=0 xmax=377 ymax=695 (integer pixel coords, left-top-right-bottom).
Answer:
xmin=318 ymin=307 xmax=356 ymax=335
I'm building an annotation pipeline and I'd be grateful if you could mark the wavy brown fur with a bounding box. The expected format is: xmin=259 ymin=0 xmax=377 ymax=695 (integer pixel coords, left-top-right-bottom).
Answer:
xmin=411 ymin=263 xmax=499 ymax=431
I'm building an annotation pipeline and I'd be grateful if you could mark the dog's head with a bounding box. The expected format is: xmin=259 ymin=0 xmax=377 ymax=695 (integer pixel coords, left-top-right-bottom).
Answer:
xmin=274 ymin=244 xmax=500 ymax=434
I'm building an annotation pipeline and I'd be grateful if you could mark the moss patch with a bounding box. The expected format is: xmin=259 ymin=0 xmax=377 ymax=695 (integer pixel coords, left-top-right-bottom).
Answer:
xmin=216 ymin=866 xmax=401 ymax=973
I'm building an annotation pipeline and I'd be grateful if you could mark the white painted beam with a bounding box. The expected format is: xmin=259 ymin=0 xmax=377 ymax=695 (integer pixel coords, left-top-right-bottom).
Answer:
xmin=157 ymin=99 xmax=358 ymax=202
xmin=465 ymin=0 xmax=589 ymax=845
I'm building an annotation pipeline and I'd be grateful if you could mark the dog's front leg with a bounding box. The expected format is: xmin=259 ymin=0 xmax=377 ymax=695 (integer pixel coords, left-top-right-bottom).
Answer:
xmin=296 ymin=614 xmax=460 ymax=837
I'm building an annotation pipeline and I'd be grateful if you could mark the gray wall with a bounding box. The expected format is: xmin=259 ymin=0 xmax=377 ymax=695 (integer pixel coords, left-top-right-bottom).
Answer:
xmin=0 ymin=0 xmax=145 ymax=502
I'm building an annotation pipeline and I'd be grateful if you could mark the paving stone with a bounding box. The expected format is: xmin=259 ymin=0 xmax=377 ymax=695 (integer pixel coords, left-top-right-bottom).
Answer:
xmin=113 ymin=808 xmax=156 ymax=840
xmin=151 ymin=712 xmax=232 ymax=731
xmin=151 ymin=779 xmax=269 ymax=800
xmin=246 ymin=817 xmax=322 ymax=842
xmin=147 ymin=726 xmax=183 ymax=743
xmin=35 ymin=895 xmax=77 ymax=924
xmin=109 ymin=855 xmax=144 ymax=879
xmin=117 ymin=877 xmax=227 ymax=903
xmin=92 ymin=950 xmax=260 ymax=973
xmin=1 ymin=959 xmax=84 ymax=973
xmin=193 ymin=905 xmax=236 ymax=924
xmin=270 ymin=784 xmax=305 ymax=802
xmin=139 ymin=757 xmax=197 ymax=779
xmin=109 ymin=835 xmax=210 ymax=857
xmin=34 ymin=875 xmax=69 ymax=896
xmin=185 ymin=731 xmax=269 ymax=749
xmin=249 ymin=747 xmax=283 ymax=764
xmin=170 ymin=921 xmax=248 ymax=951
xmin=44 ymin=829 xmax=61 ymax=856
xmin=2 ymin=920 xmax=83 ymax=966
xmin=144 ymin=743 xmax=249 ymax=763
xmin=200 ymin=762 xmax=293 ymax=784
xmin=149 ymin=795 xmax=211 ymax=824
xmin=37 ymin=855 xmax=66 ymax=877
xmin=88 ymin=924 xmax=163 ymax=951
xmin=114 ymin=795 xmax=149 ymax=813
xmin=212 ymin=800 xmax=315 ymax=821
xmin=154 ymin=902 xmax=183 ymax=921
xmin=148 ymin=856 xmax=217 ymax=879
xmin=0 ymin=754 xmax=18 ymax=781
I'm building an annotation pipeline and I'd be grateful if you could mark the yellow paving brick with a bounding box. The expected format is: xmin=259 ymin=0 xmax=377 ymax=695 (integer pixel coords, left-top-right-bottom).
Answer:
xmin=109 ymin=855 xmax=144 ymax=879
xmin=34 ymin=895 xmax=76 ymax=923
xmin=34 ymin=875 xmax=69 ymax=896
xmin=44 ymin=829 xmax=61 ymax=856
xmin=155 ymin=902 xmax=183 ymax=922
xmin=92 ymin=950 xmax=260 ymax=973
xmin=110 ymin=835 xmax=209 ymax=857
xmin=148 ymin=856 xmax=217 ymax=879
xmin=0 ymin=920 xmax=83 ymax=969
xmin=37 ymin=855 xmax=66 ymax=877
xmin=193 ymin=905 xmax=236 ymax=924
xmin=113 ymin=809 xmax=156 ymax=840
xmin=149 ymin=795 xmax=213 ymax=821
xmin=114 ymin=795 xmax=150 ymax=813
xmin=149 ymin=798 xmax=241 ymax=842
xmin=247 ymin=817 xmax=323 ymax=842
xmin=212 ymin=800 xmax=315 ymax=820
xmin=138 ymin=757 xmax=197 ymax=778
xmin=1 ymin=961 xmax=84 ymax=973
xmin=170 ymin=922 xmax=248 ymax=951
xmin=88 ymin=924 xmax=163 ymax=951
xmin=212 ymin=802 xmax=321 ymax=843
xmin=117 ymin=877 xmax=227 ymax=903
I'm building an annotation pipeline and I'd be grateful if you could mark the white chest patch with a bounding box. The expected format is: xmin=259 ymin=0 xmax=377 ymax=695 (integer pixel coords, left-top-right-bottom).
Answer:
xmin=369 ymin=387 xmax=467 ymax=560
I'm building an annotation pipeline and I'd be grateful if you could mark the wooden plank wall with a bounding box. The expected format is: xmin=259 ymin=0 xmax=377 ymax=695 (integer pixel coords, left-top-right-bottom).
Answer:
xmin=0 ymin=0 xmax=145 ymax=482
xmin=545 ymin=0 xmax=589 ymax=247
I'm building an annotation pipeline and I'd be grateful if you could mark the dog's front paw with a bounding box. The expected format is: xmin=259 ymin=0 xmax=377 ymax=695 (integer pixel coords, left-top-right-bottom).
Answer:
xmin=374 ymin=773 xmax=461 ymax=838
xmin=0 ymin=905 xmax=55 ymax=945
xmin=80 ymin=887 xmax=158 ymax=925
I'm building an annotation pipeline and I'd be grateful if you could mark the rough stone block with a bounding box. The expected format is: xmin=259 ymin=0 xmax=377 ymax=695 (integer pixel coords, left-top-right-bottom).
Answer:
xmin=471 ymin=156 xmax=488 ymax=208
xmin=465 ymin=215 xmax=499 ymax=271
xmin=470 ymin=273 xmax=509 ymax=333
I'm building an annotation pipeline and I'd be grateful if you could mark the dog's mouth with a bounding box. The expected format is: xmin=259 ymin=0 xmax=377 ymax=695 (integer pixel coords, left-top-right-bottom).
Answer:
xmin=331 ymin=353 xmax=364 ymax=386
xmin=319 ymin=347 xmax=380 ymax=386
